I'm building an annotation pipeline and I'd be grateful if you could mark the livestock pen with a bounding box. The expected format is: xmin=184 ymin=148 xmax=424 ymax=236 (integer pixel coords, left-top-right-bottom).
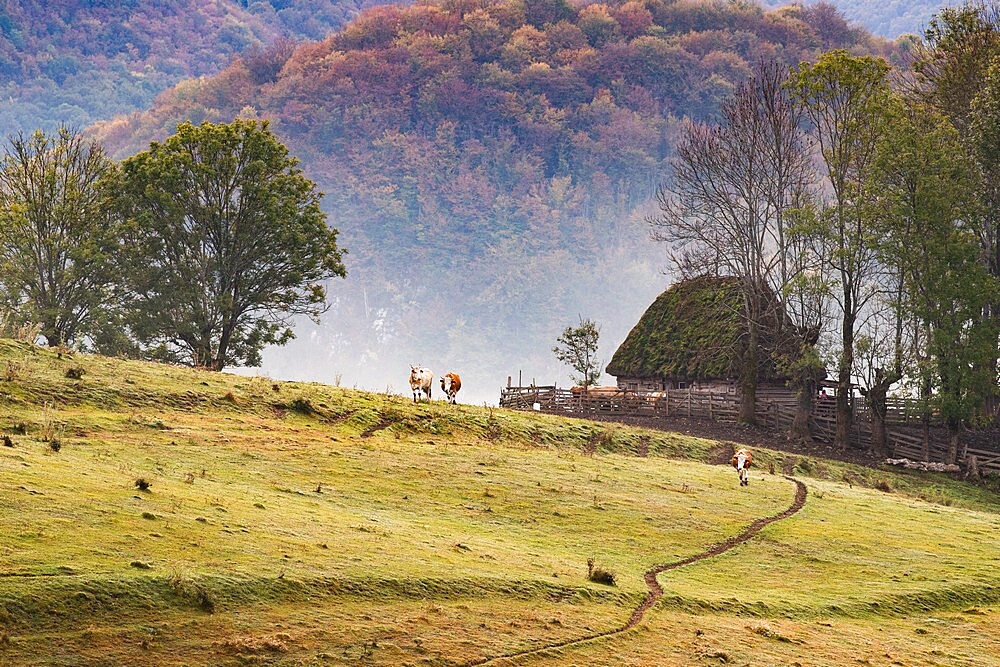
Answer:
xmin=499 ymin=385 xmax=1000 ymax=474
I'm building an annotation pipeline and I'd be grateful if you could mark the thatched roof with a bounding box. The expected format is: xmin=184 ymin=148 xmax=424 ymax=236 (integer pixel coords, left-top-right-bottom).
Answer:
xmin=606 ymin=275 xmax=800 ymax=382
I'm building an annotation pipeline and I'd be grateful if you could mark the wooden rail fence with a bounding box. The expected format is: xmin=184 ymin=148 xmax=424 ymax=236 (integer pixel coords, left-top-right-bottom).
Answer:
xmin=499 ymin=386 xmax=1000 ymax=474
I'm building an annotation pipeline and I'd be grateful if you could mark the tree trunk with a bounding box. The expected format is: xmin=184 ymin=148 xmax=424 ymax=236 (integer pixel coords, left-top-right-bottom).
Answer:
xmin=862 ymin=368 xmax=896 ymax=459
xmin=920 ymin=374 xmax=932 ymax=461
xmin=740 ymin=380 xmax=757 ymax=425
xmin=946 ymin=418 xmax=961 ymax=465
xmin=836 ymin=367 xmax=852 ymax=449
xmin=836 ymin=313 xmax=855 ymax=450
xmin=789 ymin=372 xmax=814 ymax=444
xmin=870 ymin=396 xmax=888 ymax=458
xmin=739 ymin=317 xmax=760 ymax=426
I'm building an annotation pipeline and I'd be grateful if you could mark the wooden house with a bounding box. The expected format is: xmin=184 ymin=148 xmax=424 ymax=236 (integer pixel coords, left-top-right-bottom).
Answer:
xmin=606 ymin=275 xmax=805 ymax=398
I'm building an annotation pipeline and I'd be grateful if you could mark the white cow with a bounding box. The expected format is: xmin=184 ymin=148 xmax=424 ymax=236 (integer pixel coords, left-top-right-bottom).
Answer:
xmin=409 ymin=365 xmax=433 ymax=402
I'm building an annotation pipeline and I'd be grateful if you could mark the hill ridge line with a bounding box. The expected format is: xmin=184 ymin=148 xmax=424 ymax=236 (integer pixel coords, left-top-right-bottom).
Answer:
xmin=467 ymin=476 xmax=808 ymax=666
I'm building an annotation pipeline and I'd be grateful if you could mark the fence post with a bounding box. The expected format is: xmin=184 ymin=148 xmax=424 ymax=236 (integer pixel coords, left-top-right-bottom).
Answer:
xmin=687 ymin=387 xmax=692 ymax=418
xmin=709 ymin=392 xmax=714 ymax=420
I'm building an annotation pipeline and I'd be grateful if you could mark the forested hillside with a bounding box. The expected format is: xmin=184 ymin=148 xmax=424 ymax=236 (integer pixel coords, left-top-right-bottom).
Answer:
xmin=765 ymin=0 xmax=948 ymax=38
xmin=0 ymin=0 xmax=393 ymax=134
xmin=89 ymin=0 xmax=893 ymax=400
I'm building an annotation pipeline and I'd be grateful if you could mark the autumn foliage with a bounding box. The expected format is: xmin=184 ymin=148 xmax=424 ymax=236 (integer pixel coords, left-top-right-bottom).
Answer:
xmin=91 ymin=0 xmax=893 ymax=387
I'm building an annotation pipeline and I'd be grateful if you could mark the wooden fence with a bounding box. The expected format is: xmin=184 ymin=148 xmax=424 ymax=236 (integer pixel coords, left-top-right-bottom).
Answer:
xmin=499 ymin=385 xmax=1000 ymax=474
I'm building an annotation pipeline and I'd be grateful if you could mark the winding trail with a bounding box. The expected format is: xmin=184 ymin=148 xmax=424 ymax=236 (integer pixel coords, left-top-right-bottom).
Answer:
xmin=467 ymin=476 xmax=808 ymax=666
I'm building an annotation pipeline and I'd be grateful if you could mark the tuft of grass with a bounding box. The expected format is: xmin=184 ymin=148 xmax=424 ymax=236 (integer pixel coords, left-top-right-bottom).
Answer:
xmin=482 ymin=407 xmax=502 ymax=442
xmin=586 ymin=558 xmax=617 ymax=586
xmin=167 ymin=570 xmax=217 ymax=614
xmin=749 ymin=622 xmax=793 ymax=642
xmin=289 ymin=398 xmax=315 ymax=415
xmin=4 ymin=359 xmax=22 ymax=381
xmin=65 ymin=366 xmax=85 ymax=380
xmin=135 ymin=478 xmax=152 ymax=491
xmin=215 ymin=634 xmax=289 ymax=654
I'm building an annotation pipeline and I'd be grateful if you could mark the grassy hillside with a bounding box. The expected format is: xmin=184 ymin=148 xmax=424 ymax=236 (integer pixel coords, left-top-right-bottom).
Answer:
xmin=1 ymin=338 xmax=999 ymax=665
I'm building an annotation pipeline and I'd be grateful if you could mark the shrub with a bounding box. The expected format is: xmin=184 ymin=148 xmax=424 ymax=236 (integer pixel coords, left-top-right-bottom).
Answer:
xmin=3 ymin=360 xmax=22 ymax=381
xmin=135 ymin=478 xmax=152 ymax=491
xmin=483 ymin=407 xmax=502 ymax=442
xmin=586 ymin=557 xmax=617 ymax=586
xmin=167 ymin=570 xmax=216 ymax=613
xmin=636 ymin=435 xmax=650 ymax=457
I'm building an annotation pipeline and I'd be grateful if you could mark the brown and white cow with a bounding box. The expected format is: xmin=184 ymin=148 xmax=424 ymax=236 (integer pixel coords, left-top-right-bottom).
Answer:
xmin=409 ymin=366 xmax=433 ymax=402
xmin=440 ymin=372 xmax=462 ymax=404
xmin=731 ymin=448 xmax=753 ymax=487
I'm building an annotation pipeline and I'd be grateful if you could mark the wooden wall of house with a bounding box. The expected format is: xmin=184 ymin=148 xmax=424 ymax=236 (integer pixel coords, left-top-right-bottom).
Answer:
xmin=615 ymin=375 xmax=794 ymax=398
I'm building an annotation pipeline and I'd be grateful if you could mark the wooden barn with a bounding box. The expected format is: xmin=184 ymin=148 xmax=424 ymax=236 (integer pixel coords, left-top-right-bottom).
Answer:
xmin=606 ymin=275 xmax=806 ymax=398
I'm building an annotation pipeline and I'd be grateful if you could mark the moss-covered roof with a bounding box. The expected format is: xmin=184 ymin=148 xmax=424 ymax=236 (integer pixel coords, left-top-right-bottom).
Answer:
xmin=606 ymin=275 xmax=799 ymax=382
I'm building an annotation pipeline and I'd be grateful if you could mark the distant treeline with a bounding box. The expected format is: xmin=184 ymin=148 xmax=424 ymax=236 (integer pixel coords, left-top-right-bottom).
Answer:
xmin=0 ymin=0 xmax=397 ymax=134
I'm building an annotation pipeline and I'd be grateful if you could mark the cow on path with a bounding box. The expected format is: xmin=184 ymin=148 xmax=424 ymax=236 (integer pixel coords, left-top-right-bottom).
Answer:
xmin=731 ymin=448 xmax=753 ymax=487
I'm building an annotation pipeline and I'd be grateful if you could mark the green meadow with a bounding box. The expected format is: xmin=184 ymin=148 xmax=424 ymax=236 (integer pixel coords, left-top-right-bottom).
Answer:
xmin=1 ymin=338 xmax=998 ymax=666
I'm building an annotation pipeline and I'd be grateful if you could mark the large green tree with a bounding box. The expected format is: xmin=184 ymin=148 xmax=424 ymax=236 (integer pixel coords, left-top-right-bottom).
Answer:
xmin=916 ymin=2 xmax=1000 ymax=415
xmin=791 ymin=50 xmax=894 ymax=449
xmin=875 ymin=103 xmax=997 ymax=462
xmin=0 ymin=128 xmax=118 ymax=347
xmin=115 ymin=119 xmax=346 ymax=370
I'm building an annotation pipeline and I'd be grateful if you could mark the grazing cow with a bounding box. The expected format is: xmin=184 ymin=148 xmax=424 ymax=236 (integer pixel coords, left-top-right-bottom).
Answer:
xmin=440 ymin=372 xmax=462 ymax=404
xmin=731 ymin=448 xmax=753 ymax=486
xmin=409 ymin=366 xmax=433 ymax=402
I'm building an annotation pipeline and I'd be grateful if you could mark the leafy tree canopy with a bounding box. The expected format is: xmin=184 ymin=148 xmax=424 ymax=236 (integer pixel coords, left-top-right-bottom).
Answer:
xmin=0 ymin=128 xmax=119 ymax=347
xmin=113 ymin=119 xmax=346 ymax=370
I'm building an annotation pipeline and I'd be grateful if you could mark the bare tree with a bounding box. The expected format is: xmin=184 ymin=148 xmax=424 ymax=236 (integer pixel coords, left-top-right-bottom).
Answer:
xmin=651 ymin=62 xmax=818 ymax=428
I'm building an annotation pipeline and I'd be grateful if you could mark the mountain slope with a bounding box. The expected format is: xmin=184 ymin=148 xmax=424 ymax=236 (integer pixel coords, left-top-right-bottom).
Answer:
xmin=1 ymin=338 xmax=999 ymax=665
xmin=766 ymin=0 xmax=950 ymax=38
xmin=88 ymin=0 xmax=897 ymax=399
xmin=0 ymin=0 xmax=395 ymax=134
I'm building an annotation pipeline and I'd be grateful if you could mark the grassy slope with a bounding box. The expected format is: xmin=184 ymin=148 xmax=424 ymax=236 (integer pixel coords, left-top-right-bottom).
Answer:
xmin=0 ymin=338 xmax=998 ymax=666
